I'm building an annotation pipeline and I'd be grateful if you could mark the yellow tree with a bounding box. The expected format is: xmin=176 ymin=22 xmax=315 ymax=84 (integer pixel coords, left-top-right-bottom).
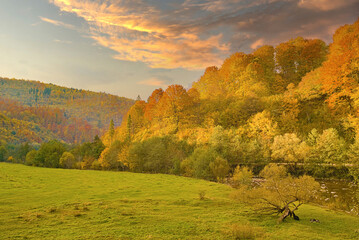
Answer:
xmin=144 ymin=88 xmax=164 ymax=121
xmin=156 ymin=85 xmax=193 ymax=133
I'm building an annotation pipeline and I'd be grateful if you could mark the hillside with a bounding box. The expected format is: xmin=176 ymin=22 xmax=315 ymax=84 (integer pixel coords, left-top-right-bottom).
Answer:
xmin=96 ymin=19 xmax=359 ymax=180
xmin=0 ymin=78 xmax=135 ymax=144
xmin=1 ymin=163 xmax=358 ymax=239
xmin=0 ymin=112 xmax=57 ymax=144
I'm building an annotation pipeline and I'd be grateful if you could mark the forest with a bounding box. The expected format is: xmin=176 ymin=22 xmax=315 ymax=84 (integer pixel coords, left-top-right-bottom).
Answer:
xmin=1 ymin=19 xmax=359 ymax=184
xmin=0 ymin=78 xmax=134 ymax=145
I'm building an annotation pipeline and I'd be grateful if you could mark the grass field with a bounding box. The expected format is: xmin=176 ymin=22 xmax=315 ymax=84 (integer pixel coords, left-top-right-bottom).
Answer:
xmin=0 ymin=162 xmax=358 ymax=239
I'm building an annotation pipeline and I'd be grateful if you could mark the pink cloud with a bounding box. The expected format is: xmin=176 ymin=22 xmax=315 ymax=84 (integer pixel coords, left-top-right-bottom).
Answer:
xmin=137 ymin=78 xmax=168 ymax=88
xmin=39 ymin=16 xmax=75 ymax=30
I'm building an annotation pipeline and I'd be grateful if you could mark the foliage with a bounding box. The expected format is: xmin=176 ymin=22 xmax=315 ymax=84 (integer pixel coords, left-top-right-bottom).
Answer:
xmin=128 ymin=136 xmax=192 ymax=174
xmin=209 ymin=156 xmax=230 ymax=182
xmin=181 ymin=147 xmax=220 ymax=180
xmin=271 ymin=133 xmax=310 ymax=163
xmin=25 ymin=140 xmax=66 ymax=168
xmin=59 ymin=152 xmax=76 ymax=169
xmin=232 ymin=166 xmax=253 ymax=187
xmin=0 ymin=78 xmax=134 ymax=144
xmin=3 ymin=19 xmax=359 ymax=182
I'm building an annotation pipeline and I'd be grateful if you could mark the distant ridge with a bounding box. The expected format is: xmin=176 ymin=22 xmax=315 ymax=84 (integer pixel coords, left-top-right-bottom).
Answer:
xmin=0 ymin=77 xmax=135 ymax=144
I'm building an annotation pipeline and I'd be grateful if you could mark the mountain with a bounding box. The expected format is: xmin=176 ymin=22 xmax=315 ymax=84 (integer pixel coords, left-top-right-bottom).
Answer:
xmin=0 ymin=78 xmax=135 ymax=144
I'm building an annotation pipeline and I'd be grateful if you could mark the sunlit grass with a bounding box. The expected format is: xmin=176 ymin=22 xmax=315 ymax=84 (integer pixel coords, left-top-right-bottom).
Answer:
xmin=0 ymin=163 xmax=358 ymax=239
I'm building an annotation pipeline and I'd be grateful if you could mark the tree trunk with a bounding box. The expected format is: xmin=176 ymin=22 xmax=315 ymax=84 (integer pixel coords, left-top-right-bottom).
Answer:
xmin=278 ymin=207 xmax=291 ymax=222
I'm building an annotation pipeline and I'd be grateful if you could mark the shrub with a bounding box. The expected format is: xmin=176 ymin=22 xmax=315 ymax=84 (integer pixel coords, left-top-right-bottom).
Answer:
xmin=225 ymin=223 xmax=263 ymax=240
xmin=232 ymin=166 xmax=253 ymax=187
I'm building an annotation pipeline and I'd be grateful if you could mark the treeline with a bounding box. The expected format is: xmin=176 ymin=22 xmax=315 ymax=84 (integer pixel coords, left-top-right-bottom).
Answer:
xmin=0 ymin=136 xmax=105 ymax=170
xmin=98 ymin=19 xmax=359 ymax=181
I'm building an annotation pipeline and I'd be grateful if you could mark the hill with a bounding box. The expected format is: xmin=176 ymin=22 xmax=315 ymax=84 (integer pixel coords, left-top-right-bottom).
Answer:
xmin=0 ymin=163 xmax=358 ymax=239
xmin=0 ymin=78 xmax=135 ymax=144
xmin=96 ymin=19 xmax=359 ymax=180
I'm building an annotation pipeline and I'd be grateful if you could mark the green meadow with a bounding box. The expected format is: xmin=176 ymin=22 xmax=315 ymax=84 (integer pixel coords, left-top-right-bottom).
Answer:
xmin=0 ymin=162 xmax=358 ymax=239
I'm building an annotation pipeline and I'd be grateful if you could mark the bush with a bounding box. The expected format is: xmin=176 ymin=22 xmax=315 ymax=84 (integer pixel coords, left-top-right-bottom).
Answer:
xmin=210 ymin=156 xmax=230 ymax=182
xmin=225 ymin=223 xmax=263 ymax=240
xmin=128 ymin=136 xmax=192 ymax=174
xmin=181 ymin=147 xmax=220 ymax=180
xmin=232 ymin=166 xmax=253 ymax=187
xmin=59 ymin=152 xmax=76 ymax=169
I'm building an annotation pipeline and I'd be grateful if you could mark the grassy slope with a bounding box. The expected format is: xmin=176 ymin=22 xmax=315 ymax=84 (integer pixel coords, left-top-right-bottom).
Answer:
xmin=0 ymin=163 xmax=358 ymax=240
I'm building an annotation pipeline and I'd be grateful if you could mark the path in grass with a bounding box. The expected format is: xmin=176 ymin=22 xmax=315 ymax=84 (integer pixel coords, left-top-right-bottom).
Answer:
xmin=0 ymin=163 xmax=358 ymax=239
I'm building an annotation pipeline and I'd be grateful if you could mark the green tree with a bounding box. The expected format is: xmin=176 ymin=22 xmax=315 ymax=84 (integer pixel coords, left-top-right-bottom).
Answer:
xmin=209 ymin=156 xmax=230 ymax=182
xmin=181 ymin=147 xmax=219 ymax=180
xmin=25 ymin=150 xmax=38 ymax=166
xmin=309 ymin=128 xmax=347 ymax=165
xmin=59 ymin=152 xmax=76 ymax=169
xmin=128 ymin=136 xmax=191 ymax=174
xmin=0 ymin=146 xmax=7 ymax=162
xmin=35 ymin=140 xmax=66 ymax=168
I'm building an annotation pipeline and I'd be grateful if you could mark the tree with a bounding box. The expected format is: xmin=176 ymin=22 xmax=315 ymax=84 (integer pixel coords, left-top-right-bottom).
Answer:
xmin=35 ymin=140 xmax=66 ymax=168
xmin=156 ymin=85 xmax=193 ymax=133
xmin=318 ymin=19 xmax=359 ymax=114
xmin=98 ymin=141 xmax=124 ymax=170
xmin=0 ymin=146 xmax=7 ymax=162
xmin=232 ymin=166 xmax=253 ymax=187
xmin=60 ymin=152 xmax=76 ymax=169
xmin=233 ymin=164 xmax=320 ymax=222
xmin=181 ymin=147 xmax=219 ymax=180
xmin=209 ymin=156 xmax=230 ymax=182
xmin=275 ymin=37 xmax=327 ymax=87
xmin=192 ymin=66 xmax=225 ymax=99
xmin=271 ymin=133 xmax=309 ymax=163
xmin=25 ymin=150 xmax=38 ymax=166
xmin=128 ymin=136 xmax=191 ymax=174
xmin=144 ymin=88 xmax=164 ymax=121
xmin=109 ymin=119 xmax=115 ymax=144
xmin=309 ymin=128 xmax=347 ymax=165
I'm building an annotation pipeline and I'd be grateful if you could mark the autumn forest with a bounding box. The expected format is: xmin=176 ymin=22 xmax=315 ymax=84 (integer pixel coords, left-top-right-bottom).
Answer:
xmin=1 ymin=19 xmax=359 ymax=178
xmin=1 ymin=15 xmax=359 ymax=239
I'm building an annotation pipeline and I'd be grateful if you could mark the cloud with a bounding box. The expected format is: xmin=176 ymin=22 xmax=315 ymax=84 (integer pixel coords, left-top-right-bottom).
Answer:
xmin=40 ymin=16 xmax=75 ymax=30
xmin=297 ymin=0 xmax=358 ymax=11
xmin=251 ymin=38 xmax=264 ymax=49
xmin=54 ymin=39 xmax=72 ymax=44
xmin=48 ymin=0 xmax=359 ymax=70
xmin=137 ymin=78 xmax=168 ymax=88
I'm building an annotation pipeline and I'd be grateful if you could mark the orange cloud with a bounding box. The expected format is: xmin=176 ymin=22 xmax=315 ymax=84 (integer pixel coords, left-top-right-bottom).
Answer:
xmin=297 ymin=0 xmax=357 ymax=11
xmin=49 ymin=0 xmax=229 ymax=70
xmin=49 ymin=0 xmax=358 ymax=70
xmin=250 ymin=38 xmax=264 ymax=49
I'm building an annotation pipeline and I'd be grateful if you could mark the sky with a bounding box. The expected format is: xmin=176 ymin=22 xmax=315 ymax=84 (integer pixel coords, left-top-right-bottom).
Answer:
xmin=0 ymin=0 xmax=357 ymax=99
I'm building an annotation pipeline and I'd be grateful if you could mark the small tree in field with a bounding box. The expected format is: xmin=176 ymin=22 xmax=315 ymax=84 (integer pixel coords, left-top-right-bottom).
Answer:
xmin=233 ymin=164 xmax=320 ymax=222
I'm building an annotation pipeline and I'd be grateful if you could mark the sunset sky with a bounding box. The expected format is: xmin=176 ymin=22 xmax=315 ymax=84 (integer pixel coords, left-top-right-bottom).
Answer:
xmin=0 ymin=0 xmax=357 ymax=99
